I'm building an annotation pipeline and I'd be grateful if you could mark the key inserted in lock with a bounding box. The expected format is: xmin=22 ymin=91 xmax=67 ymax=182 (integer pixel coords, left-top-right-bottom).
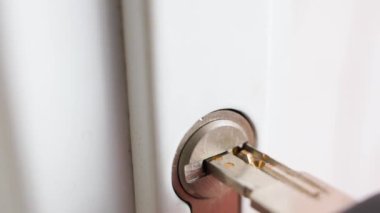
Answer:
xmin=172 ymin=109 xmax=353 ymax=213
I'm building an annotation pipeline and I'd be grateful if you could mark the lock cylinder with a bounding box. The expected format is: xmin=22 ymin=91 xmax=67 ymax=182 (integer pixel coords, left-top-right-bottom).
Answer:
xmin=174 ymin=110 xmax=256 ymax=198
xmin=172 ymin=110 xmax=256 ymax=212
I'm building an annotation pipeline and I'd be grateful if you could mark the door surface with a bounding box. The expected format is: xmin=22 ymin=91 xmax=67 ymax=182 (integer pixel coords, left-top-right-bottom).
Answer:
xmin=122 ymin=0 xmax=380 ymax=212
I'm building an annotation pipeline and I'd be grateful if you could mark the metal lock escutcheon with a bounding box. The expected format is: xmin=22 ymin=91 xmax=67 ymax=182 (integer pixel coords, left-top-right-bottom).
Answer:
xmin=172 ymin=109 xmax=256 ymax=213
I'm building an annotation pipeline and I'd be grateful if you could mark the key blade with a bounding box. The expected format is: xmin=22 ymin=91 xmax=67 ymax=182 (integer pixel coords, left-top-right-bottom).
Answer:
xmin=206 ymin=152 xmax=274 ymax=198
xmin=236 ymin=144 xmax=324 ymax=197
xmin=205 ymin=150 xmax=353 ymax=213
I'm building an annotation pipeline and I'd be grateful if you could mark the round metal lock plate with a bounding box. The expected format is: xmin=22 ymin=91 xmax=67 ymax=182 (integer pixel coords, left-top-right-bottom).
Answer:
xmin=172 ymin=109 xmax=256 ymax=200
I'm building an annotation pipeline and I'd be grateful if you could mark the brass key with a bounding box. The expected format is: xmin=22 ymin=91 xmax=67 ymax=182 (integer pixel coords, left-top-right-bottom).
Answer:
xmin=205 ymin=143 xmax=353 ymax=212
xmin=172 ymin=110 xmax=354 ymax=213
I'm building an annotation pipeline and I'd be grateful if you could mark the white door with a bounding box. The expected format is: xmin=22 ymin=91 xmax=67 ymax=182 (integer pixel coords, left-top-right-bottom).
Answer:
xmin=122 ymin=0 xmax=380 ymax=212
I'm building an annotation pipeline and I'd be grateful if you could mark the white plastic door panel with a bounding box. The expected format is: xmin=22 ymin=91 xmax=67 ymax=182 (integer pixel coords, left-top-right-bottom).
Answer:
xmin=122 ymin=0 xmax=380 ymax=212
